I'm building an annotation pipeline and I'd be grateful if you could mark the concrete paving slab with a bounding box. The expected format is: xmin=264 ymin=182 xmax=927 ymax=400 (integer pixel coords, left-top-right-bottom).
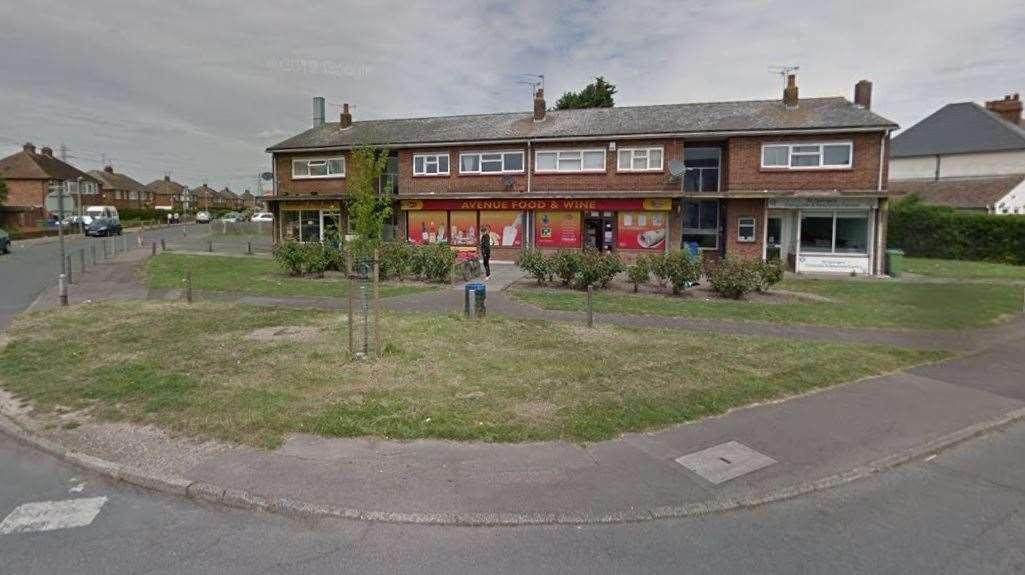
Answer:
xmin=674 ymin=441 xmax=777 ymax=485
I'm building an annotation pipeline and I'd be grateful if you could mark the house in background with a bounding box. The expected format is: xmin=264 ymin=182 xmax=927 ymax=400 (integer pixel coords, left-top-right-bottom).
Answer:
xmin=88 ymin=165 xmax=151 ymax=210
xmin=191 ymin=184 xmax=219 ymax=211
xmin=146 ymin=175 xmax=190 ymax=212
xmin=0 ymin=142 xmax=101 ymax=227
xmin=889 ymin=94 xmax=1025 ymax=214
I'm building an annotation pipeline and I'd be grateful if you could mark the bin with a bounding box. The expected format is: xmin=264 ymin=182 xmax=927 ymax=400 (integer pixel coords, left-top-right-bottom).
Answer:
xmin=464 ymin=282 xmax=487 ymax=317
xmin=685 ymin=241 xmax=700 ymax=258
xmin=886 ymin=249 xmax=904 ymax=278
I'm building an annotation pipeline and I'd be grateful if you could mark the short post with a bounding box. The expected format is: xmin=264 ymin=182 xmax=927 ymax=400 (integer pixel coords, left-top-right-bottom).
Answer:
xmin=247 ymin=240 xmax=252 ymax=255
xmin=161 ymin=238 xmax=166 ymax=251
xmin=586 ymin=285 xmax=594 ymax=328
xmin=79 ymin=248 xmax=86 ymax=273
xmin=91 ymin=243 xmax=97 ymax=265
xmin=347 ymin=273 xmax=354 ymax=358
xmin=185 ymin=270 xmax=193 ymax=303
xmin=467 ymin=289 xmax=477 ymax=319
xmin=208 ymin=239 xmax=213 ymax=253
xmin=66 ymin=255 xmax=73 ymax=284
xmin=59 ymin=274 xmax=68 ymax=306
xmin=151 ymin=241 xmax=157 ymax=256
xmin=373 ymin=249 xmax=381 ymax=357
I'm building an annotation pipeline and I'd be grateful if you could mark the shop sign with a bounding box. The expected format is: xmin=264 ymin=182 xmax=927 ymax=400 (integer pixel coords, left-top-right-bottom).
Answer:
xmin=617 ymin=211 xmax=667 ymax=250
xmin=280 ymin=200 xmax=339 ymax=211
xmin=401 ymin=198 xmax=671 ymax=211
xmin=798 ymin=254 xmax=871 ymax=274
xmin=768 ymin=198 xmax=876 ymax=210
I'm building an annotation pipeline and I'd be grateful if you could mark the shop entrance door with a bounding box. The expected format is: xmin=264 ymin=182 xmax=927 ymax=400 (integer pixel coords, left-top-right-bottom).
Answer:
xmin=766 ymin=213 xmax=794 ymax=270
xmin=584 ymin=212 xmax=615 ymax=252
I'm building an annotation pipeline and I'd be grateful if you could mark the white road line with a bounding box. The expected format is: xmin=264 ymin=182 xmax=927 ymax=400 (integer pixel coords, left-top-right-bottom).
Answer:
xmin=0 ymin=497 xmax=107 ymax=535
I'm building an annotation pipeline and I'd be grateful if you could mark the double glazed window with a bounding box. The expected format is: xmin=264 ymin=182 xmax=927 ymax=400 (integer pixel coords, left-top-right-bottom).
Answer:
xmin=459 ymin=151 xmax=524 ymax=174
xmin=761 ymin=142 xmax=853 ymax=169
xmin=413 ymin=153 xmax=450 ymax=176
xmin=682 ymin=199 xmax=720 ymax=249
xmin=737 ymin=217 xmax=756 ymax=242
xmin=535 ymin=149 xmax=606 ymax=172
xmin=293 ymin=157 xmax=345 ymax=178
xmin=683 ymin=147 xmax=721 ymax=192
xmin=800 ymin=212 xmax=869 ymax=254
xmin=617 ymin=147 xmax=663 ymax=171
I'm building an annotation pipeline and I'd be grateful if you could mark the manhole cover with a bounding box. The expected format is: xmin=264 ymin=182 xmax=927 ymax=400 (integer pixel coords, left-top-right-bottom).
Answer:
xmin=674 ymin=441 xmax=776 ymax=485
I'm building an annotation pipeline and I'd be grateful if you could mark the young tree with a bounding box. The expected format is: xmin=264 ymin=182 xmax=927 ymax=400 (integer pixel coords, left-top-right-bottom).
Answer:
xmin=554 ymin=76 xmax=617 ymax=110
xmin=345 ymin=146 xmax=393 ymax=241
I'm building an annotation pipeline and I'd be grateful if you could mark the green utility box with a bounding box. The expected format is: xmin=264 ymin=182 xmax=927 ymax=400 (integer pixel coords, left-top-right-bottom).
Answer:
xmin=886 ymin=249 xmax=904 ymax=278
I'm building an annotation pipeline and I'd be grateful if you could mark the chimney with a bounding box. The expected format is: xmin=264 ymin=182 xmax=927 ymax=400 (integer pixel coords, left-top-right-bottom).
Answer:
xmin=533 ymin=88 xmax=546 ymax=121
xmin=23 ymin=142 xmax=36 ymax=154
xmin=783 ymin=74 xmax=799 ymax=109
xmin=164 ymin=175 xmax=171 ymax=181
xmin=985 ymin=94 xmax=1022 ymax=125
xmin=340 ymin=103 xmax=352 ymax=129
xmin=104 ymin=165 xmax=114 ymax=173
xmin=313 ymin=96 xmax=325 ymax=128
xmin=41 ymin=146 xmax=53 ymax=157
xmin=854 ymin=80 xmax=873 ymax=109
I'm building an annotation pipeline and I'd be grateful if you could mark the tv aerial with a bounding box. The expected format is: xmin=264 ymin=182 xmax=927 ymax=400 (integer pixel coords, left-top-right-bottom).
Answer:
xmin=769 ymin=65 xmax=799 ymax=90
xmin=517 ymin=73 xmax=545 ymax=99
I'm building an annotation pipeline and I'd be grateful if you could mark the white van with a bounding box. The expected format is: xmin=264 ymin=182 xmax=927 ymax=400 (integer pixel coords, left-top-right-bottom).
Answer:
xmin=84 ymin=206 xmax=122 ymax=237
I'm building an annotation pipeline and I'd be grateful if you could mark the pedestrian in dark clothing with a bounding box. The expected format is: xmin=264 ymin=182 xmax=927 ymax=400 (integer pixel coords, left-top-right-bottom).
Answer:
xmin=479 ymin=225 xmax=492 ymax=279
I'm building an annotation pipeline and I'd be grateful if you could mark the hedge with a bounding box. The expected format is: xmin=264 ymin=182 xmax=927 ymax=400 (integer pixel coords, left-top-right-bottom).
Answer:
xmin=888 ymin=195 xmax=1025 ymax=265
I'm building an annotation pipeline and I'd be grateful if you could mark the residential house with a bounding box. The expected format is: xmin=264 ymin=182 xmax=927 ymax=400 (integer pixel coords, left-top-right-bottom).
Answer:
xmin=221 ymin=187 xmax=243 ymax=209
xmin=266 ymin=77 xmax=897 ymax=275
xmin=145 ymin=175 xmax=190 ymax=212
xmin=889 ymin=94 xmax=1025 ymax=214
xmin=242 ymin=189 xmax=256 ymax=209
xmin=88 ymin=165 xmax=150 ymax=210
xmin=191 ymin=184 xmax=219 ymax=211
xmin=0 ymin=142 xmax=101 ymax=227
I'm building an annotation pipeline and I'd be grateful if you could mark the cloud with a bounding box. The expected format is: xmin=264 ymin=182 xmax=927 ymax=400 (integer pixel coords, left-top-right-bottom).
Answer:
xmin=2 ymin=0 xmax=1024 ymax=192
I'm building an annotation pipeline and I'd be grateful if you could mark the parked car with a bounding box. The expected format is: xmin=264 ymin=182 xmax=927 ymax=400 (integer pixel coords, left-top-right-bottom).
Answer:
xmin=84 ymin=206 xmax=122 ymax=237
xmin=220 ymin=212 xmax=243 ymax=223
xmin=61 ymin=214 xmax=93 ymax=227
xmin=0 ymin=228 xmax=10 ymax=254
xmin=195 ymin=211 xmax=211 ymax=224
xmin=251 ymin=212 xmax=273 ymax=222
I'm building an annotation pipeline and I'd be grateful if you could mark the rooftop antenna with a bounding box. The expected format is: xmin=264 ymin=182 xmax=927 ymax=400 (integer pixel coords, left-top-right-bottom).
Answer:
xmin=517 ymin=73 xmax=545 ymax=100
xmin=769 ymin=65 xmax=799 ymax=90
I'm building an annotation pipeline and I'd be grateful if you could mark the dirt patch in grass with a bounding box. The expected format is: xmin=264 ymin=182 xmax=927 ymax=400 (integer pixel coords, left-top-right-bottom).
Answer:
xmin=246 ymin=326 xmax=325 ymax=342
xmin=516 ymin=278 xmax=828 ymax=305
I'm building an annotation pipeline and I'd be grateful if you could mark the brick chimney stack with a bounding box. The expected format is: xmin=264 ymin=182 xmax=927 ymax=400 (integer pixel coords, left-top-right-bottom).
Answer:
xmin=340 ymin=103 xmax=352 ymax=129
xmin=854 ymin=80 xmax=872 ymax=109
xmin=985 ymin=94 xmax=1022 ymax=125
xmin=783 ymin=74 xmax=799 ymax=109
xmin=533 ymin=88 xmax=546 ymax=121
xmin=23 ymin=142 xmax=35 ymax=153
xmin=41 ymin=146 xmax=53 ymax=157
xmin=164 ymin=175 xmax=171 ymax=182
xmin=104 ymin=165 xmax=114 ymax=173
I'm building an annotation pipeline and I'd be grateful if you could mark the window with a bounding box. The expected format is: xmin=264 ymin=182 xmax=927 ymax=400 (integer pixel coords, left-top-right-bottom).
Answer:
xmin=534 ymin=149 xmax=606 ymax=172
xmin=683 ymin=147 xmax=721 ymax=192
xmin=617 ymin=147 xmax=663 ymax=171
xmin=293 ymin=157 xmax=345 ymax=178
xmin=737 ymin=217 xmax=756 ymax=242
xmin=761 ymin=142 xmax=852 ymax=169
xmin=459 ymin=151 xmax=525 ymax=174
xmin=800 ymin=211 xmax=869 ymax=255
xmin=413 ymin=153 xmax=450 ymax=176
xmin=682 ymin=199 xmax=720 ymax=249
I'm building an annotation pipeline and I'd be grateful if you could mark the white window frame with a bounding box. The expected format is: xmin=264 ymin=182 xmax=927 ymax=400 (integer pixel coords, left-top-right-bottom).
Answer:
xmin=458 ymin=150 xmax=525 ymax=174
xmin=760 ymin=142 xmax=853 ymax=170
xmin=737 ymin=216 xmax=756 ymax=243
xmin=616 ymin=147 xmax=664 ymax=172
xmin=799 ymin=210 xmax=870 ymax=255
xmin=413 ymin=153 xmax=450 ymax=176
xmin=292 ymin=156 xmax=345 ymax=179
xmin=534 ymin=149 xmax=606 ymax=173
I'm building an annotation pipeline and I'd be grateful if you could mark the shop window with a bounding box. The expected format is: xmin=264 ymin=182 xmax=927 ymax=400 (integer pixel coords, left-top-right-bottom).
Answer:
xmin=737 ymin=216 xmax=756 ymax=242
xmin=479 ymin=210 xmax=523 ymax=247
xmin=299 ymin=210 xmax=321 ymax=242
xmin=682 ymin=199 xmax=719 ymax=249
xmin=282 ymin=210 xmax=300 ymax=241
xmin=535 ymin=211 xmax=581 ymax=248
xmin=683 ymin=147 xmax=720 ymax=192
xmin=800 ymin=212 xmax=869 ymax=255
xmin=835 ymin=215 xmax=868 ymax=253
xmin=617 ymin=211 xmax=667 ymax=250
xmin=408 ymin=210 xmax=448 ymax=244
xmin=449 ymin=210 xmax=477 ymax=246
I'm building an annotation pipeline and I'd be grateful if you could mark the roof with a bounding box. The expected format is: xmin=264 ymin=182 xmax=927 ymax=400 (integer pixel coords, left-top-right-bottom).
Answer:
xmin=0 ymin=146 xmax=98 ymax=182
xmin=145 ymin=177 xmax=188 ymax=196
xmin=891 ymin=102 xmax=1025 ymax=158
xmin=889 ymin=175 xmax=1025 ymax=209
xmin=191 ymin=184 xmax=219 ymax=197
xmin=88 ymin=168 xmax=146 ymax=192
xmin=267 ymin=97 xmax=897 ymax=152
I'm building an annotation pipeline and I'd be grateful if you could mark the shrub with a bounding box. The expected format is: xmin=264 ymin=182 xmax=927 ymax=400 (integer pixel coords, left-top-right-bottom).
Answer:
xmin=665 ymin=250 xmax=702 ymax=295
xmin=756 ymin=259 xmax=785 ymax=292
xmin=552 ymin=250 xmax=582 ymax=287
xmin=416 ymin=243 xmax=457 ymax=283
xmin=273 ymin=241 xmax=305 ymax=276
xmin=516 ymin=246 xmax=553 ymax=285
xmin=379 ymin=241 xmax=415 ymax=280
xmin=707 ymin=256 xmax=760 ymax=299
xmin=574 ymin=249 xmax=624 ymax=290
xmin=626 ymin=256 xmax=650 ymax=292
xmin=302 ymin=243 xmax=331 ymax=277
xmin=647 ymin=253 xmax=671 ymax=290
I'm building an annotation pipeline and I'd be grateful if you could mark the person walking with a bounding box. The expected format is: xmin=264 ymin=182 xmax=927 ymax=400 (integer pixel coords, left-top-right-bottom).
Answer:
xmin=479 ymin=225 xmax=492 ymax=280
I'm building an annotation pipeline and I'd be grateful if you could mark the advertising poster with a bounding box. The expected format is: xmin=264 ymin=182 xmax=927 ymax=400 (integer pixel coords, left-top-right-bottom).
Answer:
xmin=535 ymin=211 xmax=581 ymax=248
xmin=407 ymin=210 xmax=447 ymax=244
xmin=448 ymin=211 xmax=477 ymax=246
xmin=478 ymin=210 xmax=523 ymax=247
xmin=617 ymin=211 xmax=666 ymax=250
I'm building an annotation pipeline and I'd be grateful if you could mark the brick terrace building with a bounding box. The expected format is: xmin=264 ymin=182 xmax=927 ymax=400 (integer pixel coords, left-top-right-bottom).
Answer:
xmin=266 ymin=77 xmax=898 ymax=274
xmin=146 ymin=175 xmax=190 ymax=212
xmin=0 ymin=142 xmax=101 ymax=227
xmin=87 ymin=165 xmax=151 ymax=210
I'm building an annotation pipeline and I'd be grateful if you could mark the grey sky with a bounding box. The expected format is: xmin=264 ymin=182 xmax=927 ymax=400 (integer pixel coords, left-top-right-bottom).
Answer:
xmin=2 ymin=1 xmax=1023 ymax=193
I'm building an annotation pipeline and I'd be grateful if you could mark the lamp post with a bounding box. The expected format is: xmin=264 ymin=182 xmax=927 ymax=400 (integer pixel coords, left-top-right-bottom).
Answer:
xmin=57 ymin=181 xmax=67 ymax=277
xmin=76 ymin=176 xmax=84 ymax=235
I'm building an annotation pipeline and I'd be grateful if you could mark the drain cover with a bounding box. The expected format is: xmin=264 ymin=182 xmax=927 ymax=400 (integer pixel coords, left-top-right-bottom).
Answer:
xmin=674 ymin=441 xmax=776 ymax=485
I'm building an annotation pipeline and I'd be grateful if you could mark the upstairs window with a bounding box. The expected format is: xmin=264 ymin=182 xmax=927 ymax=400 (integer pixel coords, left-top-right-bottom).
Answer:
xmin=683 ymin=147 xmax=721 ymax=192
xmin=617 ymin=147 xmax=663 ymax=171
xmin=413 ymin=153 xmax=450 ymax=176
xmin=459 ymin=151 xmax=524 ymax=174
xmin=761 ymin=142 xmax=852 ymax=169
xmin=535 ymin=149 xmax=606 ymax=172
xmin=293 ymin=157 xmax=345 ymax=178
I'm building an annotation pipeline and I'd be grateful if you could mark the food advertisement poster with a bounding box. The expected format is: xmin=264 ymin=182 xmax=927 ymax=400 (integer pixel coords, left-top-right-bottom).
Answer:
xmin=448 ymin=210 xmax=477 ymax=246
xmin=407 ymin=210 xmax=447 ymax=244
xmin=617 ymin=211 xmax=666 ymax=250
xmin=478 ymin=210 xmax=523 ymax=247
xmin=535 ymin=211 xmax=581 ymax=248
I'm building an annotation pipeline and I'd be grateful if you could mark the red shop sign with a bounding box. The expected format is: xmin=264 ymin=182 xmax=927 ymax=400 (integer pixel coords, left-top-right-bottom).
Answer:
xmin=400 ymin=198 xmax=672 ymax=212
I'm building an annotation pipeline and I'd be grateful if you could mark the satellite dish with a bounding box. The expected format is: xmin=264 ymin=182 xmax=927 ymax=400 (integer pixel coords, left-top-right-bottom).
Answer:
xmin=261 ymin=172 xmax=273 ymax=181
xmin=668 ymin=159 xmax=687 ymax=178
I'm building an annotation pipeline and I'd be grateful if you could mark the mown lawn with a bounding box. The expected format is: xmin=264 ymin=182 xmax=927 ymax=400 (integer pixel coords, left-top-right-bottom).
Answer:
xmin=145 ymin=253 xmax=437 ymax=299
xmin=0 ymin=301 xmax=944 ymax=447
xmin=904 ymin=257 xmax=1025 ymax=280
xmin=509 ymin=278 xmax=1022 ymax=330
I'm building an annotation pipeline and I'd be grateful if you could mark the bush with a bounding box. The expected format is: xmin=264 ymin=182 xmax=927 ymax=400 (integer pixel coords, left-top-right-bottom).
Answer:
xmin=552 ymin=250 xmax=582 ymax=287
xmin=379 ymin=241 xmax=415 ymax=280
xmin=646 ymin=253 xmax=671 ymax=290
xmin=273 ymin=241 xmax=305 ymax=276
xmin=415 ymin=243 xmax=457 ymax=283
xmin=707 ymin=256 xmax=760 ymax=299
xmin=665 ymin=250 xmax=702 ymax=295
xmin=888 ymin=194 xmax=1025 ymax=265
xmin=574 ymin=249 xmax=624 ymax=290
xmin=516 ymin=246 xmax=553 ymax=285
xmin=626 ymin=256 xmax=650 ymax=292
xmin=756 ymin=259 xmax=785 ymax=292
xmin=302 ymin=243 xmax=331 ymax=277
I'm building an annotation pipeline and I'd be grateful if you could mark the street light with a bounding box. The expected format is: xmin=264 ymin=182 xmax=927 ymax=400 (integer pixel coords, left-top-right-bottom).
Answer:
xmin=57 ymin=180 xmax=66 ymax=277
xmin=76 ymin=176 xmax=84 ymax=235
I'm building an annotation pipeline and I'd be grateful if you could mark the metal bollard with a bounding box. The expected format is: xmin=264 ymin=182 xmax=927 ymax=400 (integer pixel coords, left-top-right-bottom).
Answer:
xmin=91 ymin=243 xmax=97 ymax=265
xmin=208 ymin=239 xmax=213 ymax=253
xmin=161 ymin=238 xmax=166 ymax=251
xmin=66 ymin=255 xmax=73 ymax=284
xmin=467 ymin=289 xmax=477 ymax=319
xmin=151 ymin=242 xmax=157 ymax=256
xmin=80 ymin=249 xmax=86 ymax=273
xmin=59 ymin=274 xmax=68 ymax=306
xmin=247 ymin=240 xmax=252 ymax=255
xmin=185 ymin=270 xmax=193 ymax=303
xmin=586 ymin=285 xmax=594 ymax=328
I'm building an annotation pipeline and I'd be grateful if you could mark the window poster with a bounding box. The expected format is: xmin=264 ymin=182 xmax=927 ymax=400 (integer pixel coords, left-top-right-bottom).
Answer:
xmin=407 ymin=210 xmax=447 ymax=244
xmin=449 ymin=210 xmax=477 ymax=246
xmin=535 ymin=211 xmax=581 ymax=248
xmin=478 ymin=210 xmax=523 ymax=247
xmin=617 ymin=211 xmax=666 ymax=250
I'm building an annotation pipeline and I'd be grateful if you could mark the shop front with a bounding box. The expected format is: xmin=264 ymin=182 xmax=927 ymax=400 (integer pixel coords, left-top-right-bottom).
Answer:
xmin=766 ymin=197 xmax=879 ymax=275
xmin=276 ymin=200 xmax=345 ymax=243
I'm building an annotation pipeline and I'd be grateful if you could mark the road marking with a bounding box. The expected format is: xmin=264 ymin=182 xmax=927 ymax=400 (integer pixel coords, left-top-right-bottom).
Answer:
xmin=0 ymin=497 xmax=107 ymax=535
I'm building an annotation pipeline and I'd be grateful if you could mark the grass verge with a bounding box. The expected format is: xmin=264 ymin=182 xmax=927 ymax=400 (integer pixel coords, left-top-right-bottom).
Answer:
xmin=145 ymin=253 xmax=438 ymax=299
xmin=904 ymin=257 xmax=1025 ymax=280
xmin=509 ymin=278 xmax=1022 ymax=330
xmin=0 ymin=300 xmax=945 ymax=447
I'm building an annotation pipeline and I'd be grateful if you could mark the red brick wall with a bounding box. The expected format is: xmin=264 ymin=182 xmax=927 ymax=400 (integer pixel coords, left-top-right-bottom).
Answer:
xmin=724 ymin=198 xmax=766 ymax=259
xmin=727 ymin=132 xmax=885 ymax=191
xmin=273 ymin=153 xmax=349 ymax=196
xmin=4 ymin=179 xmax=46 ymax=207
